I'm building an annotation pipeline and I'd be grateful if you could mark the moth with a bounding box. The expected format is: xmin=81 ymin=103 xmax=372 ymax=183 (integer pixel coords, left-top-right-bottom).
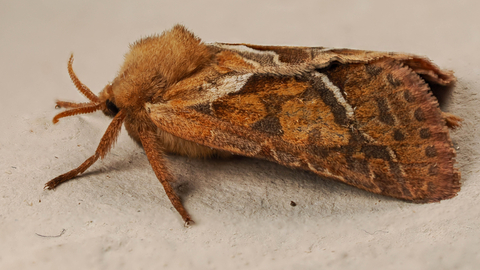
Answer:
xmin=46 ymin=25 xmax=461 ymax=225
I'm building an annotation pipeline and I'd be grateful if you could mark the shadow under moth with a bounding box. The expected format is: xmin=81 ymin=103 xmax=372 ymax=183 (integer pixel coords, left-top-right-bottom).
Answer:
xmin=46 ymin=25 xmax=461 ymax=225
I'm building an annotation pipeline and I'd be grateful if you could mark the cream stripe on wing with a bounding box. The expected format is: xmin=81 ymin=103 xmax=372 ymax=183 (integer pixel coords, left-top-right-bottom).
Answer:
xmin=202 ymin=73 xmax=253 ymax=101
xmin=210 ymin=43 xmax=283 ymax=66
xmin=314 ymin=71 xmax=355 ymax=120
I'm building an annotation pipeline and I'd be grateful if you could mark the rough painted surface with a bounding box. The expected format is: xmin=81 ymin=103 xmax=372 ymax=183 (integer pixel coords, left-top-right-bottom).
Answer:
xmin=1 ymin=1 xmax=479 ymax=269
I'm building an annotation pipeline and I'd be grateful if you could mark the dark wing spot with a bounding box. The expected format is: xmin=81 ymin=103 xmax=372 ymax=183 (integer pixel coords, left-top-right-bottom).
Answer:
xmin=425 ymin=146 xmax=437 ymax=157
xmin=189 ymin=102 xmax=213 ymax=115
xmin=419 ymin=128 xmax=431 ymax=139
xmin=404 ymin=90 xmax=415 ymax=102
xmin=361 ymin=145 xmax=391 ymax=161
xmin=366 ymin=65 xmax=383 ymax=77
xmin=251 ymin=116 xmax=284 ymax=135
xmin=387 ymin=74 xmax=402 ymax=88
xmin=377 ymin=97 xmax=395 ymax=125
xmin=414 ymin=108 xmax=425 ymax=122
xmin=393 ymin=129 xmax=405 ymax=141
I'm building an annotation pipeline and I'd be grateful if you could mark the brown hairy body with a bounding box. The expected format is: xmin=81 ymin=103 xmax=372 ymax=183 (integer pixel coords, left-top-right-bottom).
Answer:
xmin=46 ymin=25 xmax=461 ymax=225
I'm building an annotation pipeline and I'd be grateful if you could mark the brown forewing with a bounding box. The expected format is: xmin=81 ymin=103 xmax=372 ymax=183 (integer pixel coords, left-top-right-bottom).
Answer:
xmin=147 ymin=46 xmax=459 ymax=203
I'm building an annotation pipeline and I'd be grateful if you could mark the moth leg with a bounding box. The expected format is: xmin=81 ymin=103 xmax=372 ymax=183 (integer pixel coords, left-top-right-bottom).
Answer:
xmin=138 ymin=131 xmax=194 ymax=226
xmin=45 ymin=110 xmax=126 ymax=189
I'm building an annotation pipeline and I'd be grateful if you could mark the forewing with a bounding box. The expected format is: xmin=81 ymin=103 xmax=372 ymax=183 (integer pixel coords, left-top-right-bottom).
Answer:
xmin=210 ymin=43 xmax=455 ymax=85
xmin=148 ymin=50 xmax=459 ymax=202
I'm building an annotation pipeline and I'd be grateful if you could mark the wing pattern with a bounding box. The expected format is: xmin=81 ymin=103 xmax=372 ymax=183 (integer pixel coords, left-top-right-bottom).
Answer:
xmin=147 ymin=43 xmax=459 ymax=202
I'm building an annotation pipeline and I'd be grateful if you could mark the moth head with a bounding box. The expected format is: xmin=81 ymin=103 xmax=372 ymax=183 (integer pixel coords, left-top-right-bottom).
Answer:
xmin=53 ymin=54 xmax=121 ymax=123
xmin=98 ymin=83 xmax=120 ymax=118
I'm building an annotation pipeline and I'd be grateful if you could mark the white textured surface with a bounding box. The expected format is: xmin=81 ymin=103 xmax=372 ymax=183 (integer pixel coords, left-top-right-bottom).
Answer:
xmin=1 ymin=1 xmax=479 ymax=269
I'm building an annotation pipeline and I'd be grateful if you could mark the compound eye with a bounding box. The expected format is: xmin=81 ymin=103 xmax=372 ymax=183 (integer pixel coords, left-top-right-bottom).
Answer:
xmin=106 ymin=99 xmax=119 ymax=116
